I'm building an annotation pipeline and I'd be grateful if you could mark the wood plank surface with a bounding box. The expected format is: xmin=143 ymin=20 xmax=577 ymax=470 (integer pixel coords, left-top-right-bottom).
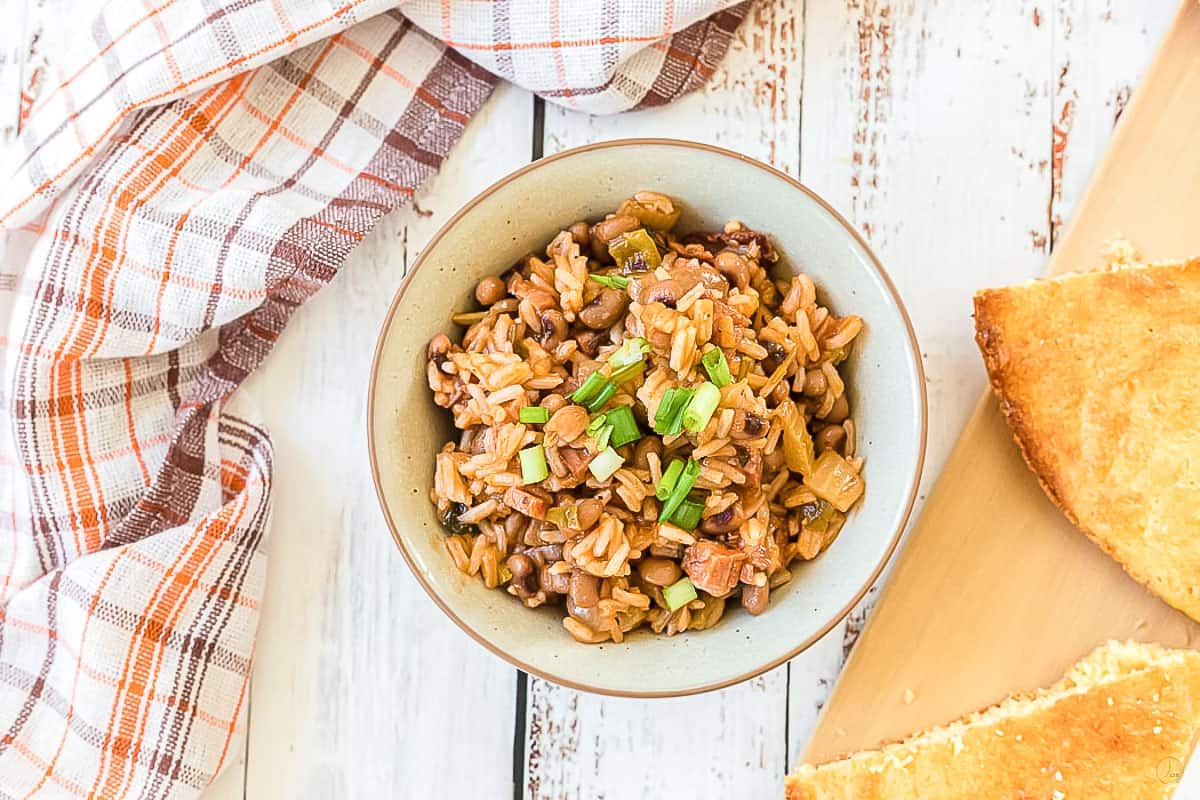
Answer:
xmin=238 ymin=84 xmax=532 ymax=799
xmin=804 ymin=0 xmax=1200 ymax=778
xmin=1 ymin=0 xmax=1188 ymax=797
xmin=525 ymin=3 xmax=803 ymax=796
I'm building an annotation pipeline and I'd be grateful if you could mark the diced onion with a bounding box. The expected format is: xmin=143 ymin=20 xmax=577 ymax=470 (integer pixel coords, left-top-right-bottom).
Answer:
xmin=805 ymin=450 xmax=864 ymax=512
xmin=588 ymin=447 xmax=624 ymax=481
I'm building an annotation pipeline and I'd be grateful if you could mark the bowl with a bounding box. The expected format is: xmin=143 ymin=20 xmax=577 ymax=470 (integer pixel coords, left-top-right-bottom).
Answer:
xmin=368 ymin=139 xmax=926 ymax=697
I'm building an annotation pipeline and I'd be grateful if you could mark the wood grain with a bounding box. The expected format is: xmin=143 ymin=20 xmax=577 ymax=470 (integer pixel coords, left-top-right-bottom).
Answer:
xmin=804 ymin=0 xmax=1200 ymax=777
xmin=238 ymin=84 xmax=532 ymax=800
xmin=786 ymin=0 xmax=1064 ymax=758
xmin=525 ymin=3 xmax=804 ymax=797
xmin=0 ymin=0 xmax=1187 ymax=796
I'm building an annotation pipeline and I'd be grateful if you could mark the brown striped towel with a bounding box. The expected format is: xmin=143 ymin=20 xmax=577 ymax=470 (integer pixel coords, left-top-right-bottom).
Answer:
xmin=0 ymin=1 xmax=747 ymax=796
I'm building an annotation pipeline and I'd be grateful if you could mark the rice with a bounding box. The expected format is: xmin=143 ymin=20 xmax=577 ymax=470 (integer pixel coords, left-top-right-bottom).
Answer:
xmin=423 ymin=191 xmax=866 ymax=644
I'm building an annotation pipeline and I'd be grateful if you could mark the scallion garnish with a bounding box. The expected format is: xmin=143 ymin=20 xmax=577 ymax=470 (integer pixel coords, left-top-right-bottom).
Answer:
xmin=658 ymin=459 xmax=701 ymax=523
xmin=519 ymin=406 xmax=550 ymax=424
xmin=571 ymin=372 xmax=608 ymax=405
xmin=663 ymin=577 xmax=697 ymax=611
xmin=682 ymin=382 xmax=721 ymax=433
xmin=656 ymin=459 xmax=684 ymax=501
xmin=609 ymin=360 xmax=646 ymax=385
xmin=652 ymin=387 xmax=695 ymax=436
xmin=608 ymin=337 xmax=651 ymax=369
xmin=604 ymin=405 xmax=641 ymax=448
xmin=670 ymin=498 xmax=705 ymax=531
xmin=586 ymin=414 xmax=607 ymax=437
xmin=519 ymin=445 xmax=548 ymax=484
xmin=589 ymin=273 xmax=631 ymax=289
xmin=586 ymin=379 xmax=617 ymax=412
xmin=594 ymin=423 xmax=613 ymax=450
xmin=701 ymin=347 xmax=734 ymax=388
xmin=588 ymin=447 xmax=624 ymax=481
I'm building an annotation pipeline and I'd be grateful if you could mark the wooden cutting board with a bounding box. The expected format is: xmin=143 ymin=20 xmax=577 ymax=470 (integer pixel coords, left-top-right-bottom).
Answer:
xmin=804 ymin=0 xmax=1200 ymax=765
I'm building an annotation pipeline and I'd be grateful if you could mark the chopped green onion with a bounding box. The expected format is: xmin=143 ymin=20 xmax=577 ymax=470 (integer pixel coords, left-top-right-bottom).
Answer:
xmin=663 ymin=577 xmax=697 ymax=611
xmin=587 ymin=411 xmax=614 ymax=449
xmin=588 ymin=447 xmax=624 ymax=481
xmin=652 ymin=387 xmax=695 ymax=436
xmin=519 ymin=445 xmax=548 ymax=484
xmin=589 ymin=273 xmax=630 ymax=289
xmin=594 ymin=423 xmax=613 ymax=451
xmin=571 ymin=371 xmax=608 ymax=405
xmin=701 ymin=347 xmax=734 ymax=388
xmin=586 ymin=379 xmax=617 ymax=412
xmin=656 ymin=459 xmax=684 ymax=501
xmin=519 ymin=406 xmax=550 ymax=424
xmin=604 ymin=405 xmax=641 ymax=448
xmin=670 ymin=498 xmax=705 ymax=531
xmin=682 ymin=382 xmax=721 ymax=433
xmin=609 ymin=360 xmax=646 ymax=385
xmin=608 ymin=337 xmax=651 ymax=369
xmin=659 ymin=459 xmax=701 ymax=523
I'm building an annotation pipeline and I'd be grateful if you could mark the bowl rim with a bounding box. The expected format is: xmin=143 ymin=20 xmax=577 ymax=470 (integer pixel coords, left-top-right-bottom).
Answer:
xmin=367 ymin=137 xmax=928 ymax=698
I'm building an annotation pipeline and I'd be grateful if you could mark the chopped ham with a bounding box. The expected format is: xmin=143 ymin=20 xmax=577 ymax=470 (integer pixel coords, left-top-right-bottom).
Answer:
xmin=504 ymin=485 xmax=551 ymax=520
xmin=681 ymin=541 xmax=746 ymax=597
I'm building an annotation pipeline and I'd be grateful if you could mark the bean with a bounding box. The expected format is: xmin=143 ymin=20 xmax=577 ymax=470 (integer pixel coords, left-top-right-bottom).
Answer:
xmin=427 ymin=334 xmax=451 ymax=360
xmin=569 ymin=221 xmax=591 ymax=247
xmin=631 ymin=438 xmax=663 ymax=471
xmin=637 ymin=557 xmax=682 ymax=587
xmin=714 ymin=250 xmax=750 ymax=290
xmin=539 ymin=309 xmax=568 ymax=348
xmin=546 ymin=405 xmax=589 ymax=443
xmin=590 ymin=214 xmax=640 ymax=248
xmin=578 ymin=288 xmax=628 ymax=330
xmin=568 ymin=571 xmax=600 ymax=608
xmin=540 ymin=393 xmax=567 ymax=413
xmin=824 ymin=393 xmax=850 ymax=424
xmin=576 ymin=499 xmax=604 ymax=531
xmin=802 ymin=369 xmax=827 ymax=398
xmin=700 ymin=502 xmax=745 ymax=534
xmin=815 ymin=424 xmax=846 ymax=454
xmin=741 ymin=583 xmax=769 ymax=615
xmin=506 ymin=554 xmax=538 ymax=598
xmin=475 ymin=276 xmax=507 ymax=306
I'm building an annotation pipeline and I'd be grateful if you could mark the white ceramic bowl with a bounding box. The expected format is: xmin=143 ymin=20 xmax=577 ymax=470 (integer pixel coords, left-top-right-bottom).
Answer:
xmin=369 ymin=139 xmax=926 ymax=696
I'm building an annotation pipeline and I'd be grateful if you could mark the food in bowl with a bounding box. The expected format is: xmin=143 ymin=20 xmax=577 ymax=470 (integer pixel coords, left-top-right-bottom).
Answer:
xmin=424 ymin=191 xmax=866 ymax=644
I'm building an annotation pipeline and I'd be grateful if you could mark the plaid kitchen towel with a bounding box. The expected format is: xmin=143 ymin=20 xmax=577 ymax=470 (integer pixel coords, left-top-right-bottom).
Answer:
xmin=0 ymin=1 xmax=748 ymax=796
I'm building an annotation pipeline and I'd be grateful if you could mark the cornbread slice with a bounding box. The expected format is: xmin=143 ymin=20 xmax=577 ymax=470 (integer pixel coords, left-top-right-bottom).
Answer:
xmin=974 ymin=258 xmax=1200 ymax=622
xmin=786 ymin=641 xmax=1200 ymax=799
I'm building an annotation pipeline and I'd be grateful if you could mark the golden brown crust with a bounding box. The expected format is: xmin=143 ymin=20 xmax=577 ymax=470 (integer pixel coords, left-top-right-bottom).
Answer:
xmin=785 ymin=641 xmax=1200 ymax=799
xmin=972 ymin=260 xmax=1200 ymax=622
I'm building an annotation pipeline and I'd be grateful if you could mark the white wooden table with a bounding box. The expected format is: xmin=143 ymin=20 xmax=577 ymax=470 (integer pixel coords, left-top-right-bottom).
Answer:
xmin=3 ymin=2 xmax=1191 ymax=798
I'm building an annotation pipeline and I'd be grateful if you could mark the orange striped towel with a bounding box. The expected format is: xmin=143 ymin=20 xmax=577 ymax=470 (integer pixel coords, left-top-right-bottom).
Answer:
xmin=0 ymin=1 xmax=747 ymax=796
